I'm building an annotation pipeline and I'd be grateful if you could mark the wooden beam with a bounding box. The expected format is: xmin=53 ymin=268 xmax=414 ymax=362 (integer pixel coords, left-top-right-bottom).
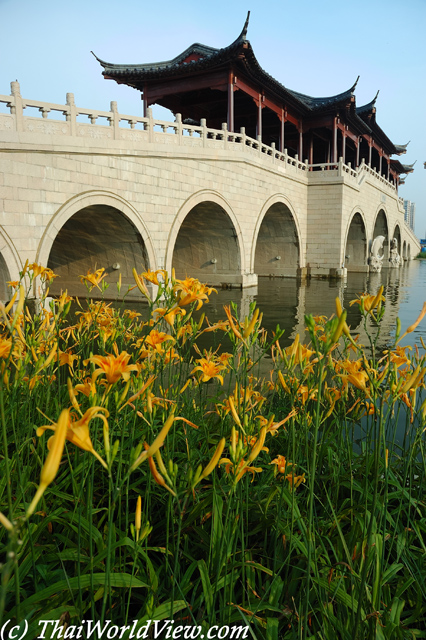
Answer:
xmin=234 ymin=77 xmax=299 ymax=126
xmin=146 ymin=71 xmax=228 ymax=104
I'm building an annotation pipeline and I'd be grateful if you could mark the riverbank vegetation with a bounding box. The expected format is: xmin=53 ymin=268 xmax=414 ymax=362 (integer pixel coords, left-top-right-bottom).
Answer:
xmin=1 ymin=265 xmax=426 ymax=639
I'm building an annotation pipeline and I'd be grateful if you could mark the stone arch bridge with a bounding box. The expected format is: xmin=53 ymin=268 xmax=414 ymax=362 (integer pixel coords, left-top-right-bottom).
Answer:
xmin=0 ymin=82 xmax=419 ymax=300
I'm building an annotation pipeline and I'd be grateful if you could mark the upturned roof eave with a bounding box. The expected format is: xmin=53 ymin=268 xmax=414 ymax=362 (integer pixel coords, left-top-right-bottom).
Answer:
xmin=93 ymin=14 xmax=361 ymax=119
xmin=93 ymin=11 xmax=250 ymax=75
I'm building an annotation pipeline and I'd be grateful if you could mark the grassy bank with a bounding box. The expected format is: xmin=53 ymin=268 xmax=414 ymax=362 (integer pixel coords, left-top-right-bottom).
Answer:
xmin=1 ymin=265 xmax=426 ymax=639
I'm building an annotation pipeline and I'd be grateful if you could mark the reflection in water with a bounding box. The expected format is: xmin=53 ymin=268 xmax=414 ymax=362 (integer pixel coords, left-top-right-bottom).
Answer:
xmin=75 ymin=261 xmax=426 ymax=353
xmin=198 ymin=261 xmax=426 ymax=352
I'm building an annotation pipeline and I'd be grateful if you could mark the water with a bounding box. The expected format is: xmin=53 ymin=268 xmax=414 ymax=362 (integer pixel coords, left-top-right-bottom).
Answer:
xmin=201 ymin=261 xmax=426 ymax=352
xmin=93 ymin=261 xmax=426 ymax=352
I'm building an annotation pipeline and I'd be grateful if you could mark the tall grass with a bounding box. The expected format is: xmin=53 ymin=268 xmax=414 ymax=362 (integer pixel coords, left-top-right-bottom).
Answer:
xmin=1 ymin=265 xmax=426 ymax=639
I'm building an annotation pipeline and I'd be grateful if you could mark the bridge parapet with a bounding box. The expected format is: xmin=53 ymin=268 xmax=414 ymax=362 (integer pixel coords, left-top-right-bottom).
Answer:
xmin=0 ymin=82 xmax=405 ymax=200
xmin=0 ymin=81 xmax=308 ymax=175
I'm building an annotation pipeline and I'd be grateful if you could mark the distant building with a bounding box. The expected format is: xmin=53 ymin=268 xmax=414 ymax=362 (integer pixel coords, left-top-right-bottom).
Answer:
xmin=404 ymin=200 xmax=415 ymax=231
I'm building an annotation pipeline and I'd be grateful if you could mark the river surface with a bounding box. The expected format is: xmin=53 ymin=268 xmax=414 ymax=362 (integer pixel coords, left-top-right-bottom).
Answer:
xmin=200 ymin=260 xmax=426 ymax=352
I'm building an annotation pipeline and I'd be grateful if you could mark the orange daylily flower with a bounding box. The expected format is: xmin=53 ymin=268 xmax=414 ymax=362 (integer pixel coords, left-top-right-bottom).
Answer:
xmin=386 ymin=346 xmax=412 ymax=368
xmin=0 ymin=337 xmax=12 ymax=359
xmin=141 ymin=269 xmax=160 ymax=286
xmin=191 ymin=354 xmax=227 ymax=384
xmin=58 ymin=350 xmax=78 ymax=369
xmin=74 ymin=377 xmax=98 ymax=398
xmin=173 ymin=277 xmax=216 ymax=310
xmin=144 ymin=329 xmax=175 ymax=353
xmin=349 ymin=287 xmax=384 ymax=314
xmin=28 ymin=263 xmax=58 ymax=282
xmin=220 ymin=458 xmax=263 ymax=483
xmin=286 ymin=472 xmax=306 ymax=489
xmin=79 ymin=268 xmax=107 ymax=291
xmin=89 ymin=350 xmax=138 ymax=384
xmin=36 ymin=407 xmax=109 ymax=469
xmin=153 ymin=306 xmax=186 ymax=327
xmin=270 ymin=455 xmax=290 ymax=475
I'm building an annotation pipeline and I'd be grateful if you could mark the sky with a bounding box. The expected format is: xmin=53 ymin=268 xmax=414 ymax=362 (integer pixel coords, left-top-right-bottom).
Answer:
xmin=1 ymin=0 xmax=425 ymax=235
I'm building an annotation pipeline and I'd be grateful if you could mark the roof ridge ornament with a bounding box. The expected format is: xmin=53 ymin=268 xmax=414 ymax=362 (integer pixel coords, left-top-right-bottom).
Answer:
xmin=240 ymin=11 xmax=250 ymax=42
xmin=351 ymin=75 xmax=360 ymax=93
xmin=91 ymin=50 xmax=111 ymax=67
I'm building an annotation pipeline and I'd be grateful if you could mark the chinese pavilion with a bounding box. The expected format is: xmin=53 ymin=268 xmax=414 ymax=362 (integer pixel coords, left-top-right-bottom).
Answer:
xmin=94 ymin=12 xmax=413 ymax=187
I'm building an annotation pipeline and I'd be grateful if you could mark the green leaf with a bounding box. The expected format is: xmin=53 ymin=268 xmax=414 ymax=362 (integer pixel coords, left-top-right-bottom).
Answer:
xmin=381 ymin=563 xmax=403 ymax=586
xmin=266 ymin=617 xmax=279 ymax=640
xmin=11 ymin=573 xmax=148 ymax=617
xmin=198 ymin=559 xmax=213 ymax=617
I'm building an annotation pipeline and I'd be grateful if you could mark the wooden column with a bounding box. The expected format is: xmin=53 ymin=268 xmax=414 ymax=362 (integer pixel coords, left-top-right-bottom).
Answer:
xmin=342 ymin=132 xmax=346 ymax=164
xmin=379 ymin=150 xmax=383 ymax=175
xmin=142 ymin=85 xmax=148 ymax=118
xmin=298 ymin=125 xmax=303 ymax=159
xmin=368 ymin=139 xmax=372 ymax=166
xmin=387 ymin=158 xmax=390 ymax=181
xmin=227 ymin=71 xmax=234 ymax=132
xmin=280 ymin=108 xmax=285 ymax=152
xmin=256 ymin=95 xmax=262 ymax=139
xmin=309 ymin=133 xmax=314 ymax=166
xmin=333 ymin=117 xmax=338 ymax=164
xmin=356 ymin=139 xmax=360 ymax=167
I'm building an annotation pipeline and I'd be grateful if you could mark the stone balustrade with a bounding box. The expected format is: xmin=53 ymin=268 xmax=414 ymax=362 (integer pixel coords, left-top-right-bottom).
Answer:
xmin=0 ymin=82 xmax=402 ymax=197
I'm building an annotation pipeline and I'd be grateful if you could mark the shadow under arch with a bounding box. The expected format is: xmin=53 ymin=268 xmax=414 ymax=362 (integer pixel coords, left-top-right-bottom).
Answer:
xmin=344 ymin=210 xmax=367 ymax=272
xmin=166 ymin=191 xmax=245 ymax=286
xmin=0 ymin=228 xmax=22 ymax=300
xmin=37 ymin=191 xmax=157 ymax=298
xmin=402 ymin=240 xmax=407 ymax=261
xmin=393 ymin=224 xmax=402 ymax=259
xmin=251 ymin=195 xmax=303 ymax=277
xmin=371 ymin=208 xmax=390 ymax=264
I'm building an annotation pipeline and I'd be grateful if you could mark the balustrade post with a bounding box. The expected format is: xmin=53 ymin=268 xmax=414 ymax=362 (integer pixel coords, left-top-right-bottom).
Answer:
xmin=271 ymin=142 xmax=276 ymax=164
xmin=240 ymin=126 xmax=246 ymax=149
xmin=147 ymin=107 xmax=154 ymax=143
xmin=200 ymin=118 xmax=207 ymax=147
xmin=66 ymin=93 xmax=77 ymax=136
xmin=109 ymin=101 xmax=119 ymax=140
xmin=257 ymin=134 xmax=262 ymax=157
xmin=10 ymin=81 xmax=23 ymax=132
xmin=222 ymin=122 xmax=228 ymax=149
xmin=338 ymin=157 xmax=343 ymax=176
xmin=175 ymin=113 xmax=182 ymax=145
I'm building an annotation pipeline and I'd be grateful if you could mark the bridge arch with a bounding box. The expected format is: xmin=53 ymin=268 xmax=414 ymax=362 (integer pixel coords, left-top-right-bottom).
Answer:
xmin=251 ymin=195 xmax=303 ymax=277
xmin=37 ymin=191 xmax=157 ymax=297
xmin=371 ymin=207 xmax=390 ymax=264
xmin=393 ymin=224 xmax=402 ymax=257
xmin=0 ymin=229 xmax=22 ymax=300
xmin=166 ymin=190 xmax=246 ymax=286
xmin=343 ymin=209 xmax=367 ymax=271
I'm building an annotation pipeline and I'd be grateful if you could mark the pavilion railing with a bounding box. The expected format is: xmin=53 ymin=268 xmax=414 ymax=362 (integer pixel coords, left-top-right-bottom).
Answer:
xmin=0 ymin=82 xmax=400 ymax=196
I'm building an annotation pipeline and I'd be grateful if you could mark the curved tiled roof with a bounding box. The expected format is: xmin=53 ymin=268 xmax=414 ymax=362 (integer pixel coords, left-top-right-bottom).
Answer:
xmin=93 ymin=15 xmax=413 ymax=166
xmin=93 ymin=13 xmax=360 ymax=117
xmin=390 ymin=159 xmax=416 ymax=174
xmin=289 ymin=77 xmax=359 ymax=110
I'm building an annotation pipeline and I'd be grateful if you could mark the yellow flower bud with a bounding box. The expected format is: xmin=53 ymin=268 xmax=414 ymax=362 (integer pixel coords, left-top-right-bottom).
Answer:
xmin=135 ymin=496 xmax=142 ymax=540
xmin=27 ymin=409 xmax=68 ymax=517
